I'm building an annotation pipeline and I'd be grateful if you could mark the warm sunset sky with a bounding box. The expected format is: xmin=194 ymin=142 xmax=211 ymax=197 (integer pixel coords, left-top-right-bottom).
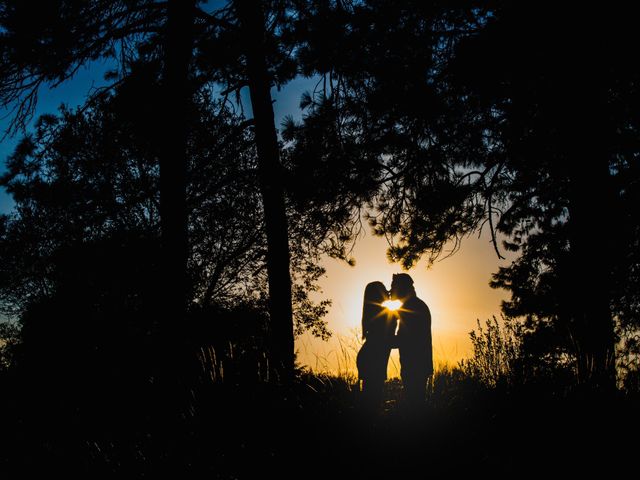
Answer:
xmin=297 ymin=230 xmax=514 ymax=376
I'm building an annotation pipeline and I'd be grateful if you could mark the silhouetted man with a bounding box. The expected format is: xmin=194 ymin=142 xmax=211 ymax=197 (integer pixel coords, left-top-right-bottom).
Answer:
xmin=391 ymin=273 xmax=433 ymax=405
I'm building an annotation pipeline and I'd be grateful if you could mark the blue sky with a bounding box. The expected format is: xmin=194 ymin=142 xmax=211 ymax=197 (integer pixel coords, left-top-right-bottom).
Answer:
xmin=0 ymin=60 xmax=114 ymax=213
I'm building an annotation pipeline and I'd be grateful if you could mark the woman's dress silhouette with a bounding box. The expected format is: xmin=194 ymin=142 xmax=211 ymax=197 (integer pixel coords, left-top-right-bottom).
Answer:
xmin=356 ymin=281 xmax=397 ymax=406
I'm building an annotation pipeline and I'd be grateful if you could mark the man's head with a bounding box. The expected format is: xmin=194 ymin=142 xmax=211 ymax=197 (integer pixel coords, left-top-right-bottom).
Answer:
xmin=391 ymin=273 xmax=415 ymax=300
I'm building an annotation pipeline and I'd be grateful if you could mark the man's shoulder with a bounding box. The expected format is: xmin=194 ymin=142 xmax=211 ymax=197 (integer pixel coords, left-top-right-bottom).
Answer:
xmin=407 ymin=296 xmax=430 ymax=314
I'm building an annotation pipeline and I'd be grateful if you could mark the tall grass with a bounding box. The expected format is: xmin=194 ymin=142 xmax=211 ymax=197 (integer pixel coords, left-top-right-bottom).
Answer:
xmin=459 ymin=316 xmax=522 ymax=387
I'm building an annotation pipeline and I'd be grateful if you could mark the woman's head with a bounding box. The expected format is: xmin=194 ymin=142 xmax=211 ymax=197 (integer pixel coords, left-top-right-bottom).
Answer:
xmin=361 ymin=281 xmax=392 ymax=340
xmin=363 ymin=281 xmax=389 ymax=305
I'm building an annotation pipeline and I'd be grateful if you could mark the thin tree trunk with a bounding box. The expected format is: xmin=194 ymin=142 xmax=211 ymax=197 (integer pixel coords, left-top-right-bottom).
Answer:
xmin=235 ymin=0 xmax=295 ymax=381
xmin=159 ymin=0 xmax=195 ymax=323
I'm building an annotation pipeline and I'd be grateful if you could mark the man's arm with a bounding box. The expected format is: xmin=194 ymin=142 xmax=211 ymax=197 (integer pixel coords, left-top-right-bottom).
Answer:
xmin=423 ymin=303 xmax=434 ymax=375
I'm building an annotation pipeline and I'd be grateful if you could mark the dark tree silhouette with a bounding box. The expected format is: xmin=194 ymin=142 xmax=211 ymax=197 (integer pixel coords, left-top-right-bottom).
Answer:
xmin=2 ymin=1 xmax=369 ymax=378
xmin=233 ymin=0 xmax=294 ymax=380
xmin=0 ymin=81 xmax=333 ymax=337
xmin=0 ymin=0 xmax=195 ymax=360
xmin=286 ymin=0 xmax=640 ymax=388
xmin=153 ymin=1 xmax=197 ymax=408
xmin=191 ymin=0 xmax=384 ymax=379
xmin=0 ymin=1 xmax=164 ymax=133
xmin=0 ymin=80 xmax=344 ymax=451
xmin=158 ymin=0 xmax=196 ymax=335
xmin=438 ymin=3 xmax=640 ymax=388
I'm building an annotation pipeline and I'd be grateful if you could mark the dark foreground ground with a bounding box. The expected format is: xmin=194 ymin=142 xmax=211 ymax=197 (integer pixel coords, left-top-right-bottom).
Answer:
xmin=1 ymin=370 xmax=637 ymax=478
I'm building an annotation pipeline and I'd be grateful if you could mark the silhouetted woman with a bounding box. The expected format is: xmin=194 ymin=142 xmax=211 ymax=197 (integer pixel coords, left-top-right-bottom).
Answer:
xmin=356 ymin=281 xmax=397 ymax=408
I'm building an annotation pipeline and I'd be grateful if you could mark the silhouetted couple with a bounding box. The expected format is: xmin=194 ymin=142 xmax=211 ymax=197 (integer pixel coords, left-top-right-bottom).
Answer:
xmin=356 ymin=274 xmax=433 ymax=408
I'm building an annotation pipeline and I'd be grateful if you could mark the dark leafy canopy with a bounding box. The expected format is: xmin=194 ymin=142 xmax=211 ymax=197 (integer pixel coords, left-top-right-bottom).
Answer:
xmin=0 ymin=76 xmax=330 ymax=339
xmin=0 ymin=0 xmax=167 ymax=135
xmin=446 ymin=3 xmax=640 ymax=380
xmin=0 ymin=0 xmax=395 ymax=385
xmin=285 ymin=0 xmax=640 ymax=382
xmin=284 ymin=0 xmax=490 ymax=267
xmin=0 ymin=1 xmax=374 ymax=332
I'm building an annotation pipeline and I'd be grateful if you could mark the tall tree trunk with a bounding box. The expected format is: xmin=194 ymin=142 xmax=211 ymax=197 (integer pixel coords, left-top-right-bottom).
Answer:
xmin=562 ymin=30 xmax=616 ymax=390
xmin=155 ymin=0 xmax=196 ymax=415
xmin=235 ymin=0 xmax=295 ymax=381
xmin=159 ymin=0 xmax=195 ymax=324
xmin=566 ymin=150 xmax=616 ymax=389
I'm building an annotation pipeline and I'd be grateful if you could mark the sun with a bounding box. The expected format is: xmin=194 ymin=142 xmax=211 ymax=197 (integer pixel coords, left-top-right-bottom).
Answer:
xmin=382 ymin=299 xmax=403 ymax=311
